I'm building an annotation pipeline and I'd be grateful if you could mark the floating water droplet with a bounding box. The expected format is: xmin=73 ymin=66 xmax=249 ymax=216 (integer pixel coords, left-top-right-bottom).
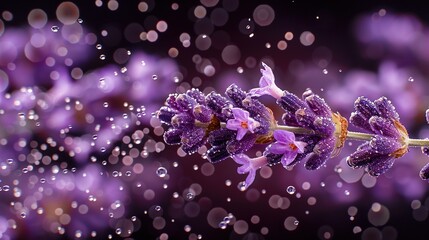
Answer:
xmin=98 ymin=78 xmax=106 ymax=89
xmin=115 ymin=228 xmax=122 ymax=235
xmin=99 ymin=54 xmax=106 ymax=60
xmin=120 ymin=67 xmax=127 ymax=73
xmin=237 ymin=181 xmax=247 ymax=191
xmin=186 ymin=192 xmax=195 ymax=200
xmin=154 ymin=205 xmax=161 ymax=211
xmin=20 ymin=212 xmax=27 ymax=218
xmin=131 ymin=216 xmax=137 ymax=221
xmin=7 ymin=159 xmax=13 ymax=164
xmin=344 ymin=190 xmax=350 ymax=196
xmin=286 ymin=186 xmax=296 ymax=195
xmin=294 ymin=220 xmax=299 ymax=225
xmin=219 ymin=221 xmax=227 ymax=229
xmin=2 ymin=185 xmax=10 ymax=191
xmin=156 ymin=167 xmax=167 ymax=177
xmin=96 ymin=44 xmax=102 ymax=50
xmin=408 ymin=77 xmax=414 ymax=82
xmin=334 ymin=165 xmax=342 ymax=173
xmin=77 ymin=18 xmax=83 ymax=23
xmin=152 ymin=75 xmax=158 ymax=80
xmin=51 ymin=26 xmax=60 ymax=32
xmin=322 ymin=69 xmax=328 ymax=74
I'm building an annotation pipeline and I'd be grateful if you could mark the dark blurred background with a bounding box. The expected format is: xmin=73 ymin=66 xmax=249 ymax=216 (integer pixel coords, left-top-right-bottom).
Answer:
xmin=1 ymin=0 xmax=429 ymax=239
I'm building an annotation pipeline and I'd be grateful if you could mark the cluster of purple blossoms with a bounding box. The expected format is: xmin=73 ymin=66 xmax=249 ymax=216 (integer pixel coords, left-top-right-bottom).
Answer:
xmin=347 ymin=96 xmax=409 ymax=176
xmin=157 ymin=82 xmax=274 ymax=161
xmin=157 ymin=62 xmax=429 ymax=189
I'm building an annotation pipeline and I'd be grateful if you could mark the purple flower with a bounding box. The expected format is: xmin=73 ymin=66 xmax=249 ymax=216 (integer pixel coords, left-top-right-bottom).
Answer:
xmin=266 ymin=130 xmax=307 ymax=167
xmin=268 ymin=88 xmax=347 ymax=170
xmin=347 ymin=96 xmax=409 ymax=176
xmin=232 ymin=154 xmax=268 ymax=188
xmin=419 ymin=110 xmax=429 ymax=180
xmin=226 ymin=108 xmax=260 ymax=141
xmin=249 ymin=62 xmax=283 ymax=99
xmin=158 ymin=88 xmax=215 ymax=154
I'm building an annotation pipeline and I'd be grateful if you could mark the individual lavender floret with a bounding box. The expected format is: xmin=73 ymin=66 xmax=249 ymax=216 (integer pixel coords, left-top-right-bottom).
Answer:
xmin=265 ymin=130 xmax=307 ymax=166
xmin=347 ymin=96 xmax=409 ymax=176
xmin=248 ymin=62 xmax=284 ymax=99
xmin=157 ymin=88 xmax=215 ymax=155
xmin=231 ymin=154 xmax=269 ymax=189
xmin=267 ymin=88 xmax=348 ymax=170
xmin=226 ymin=108 xmax=260 ymax=141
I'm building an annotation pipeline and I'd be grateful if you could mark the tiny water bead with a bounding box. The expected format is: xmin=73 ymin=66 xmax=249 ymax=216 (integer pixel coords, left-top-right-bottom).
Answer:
xmin=51 ymin=25 xmax=60 ymax=32
xmin=156 ymin=167 xmax=167 ymax=177
xmin=286 ymin=186 xmax=296 ymax=195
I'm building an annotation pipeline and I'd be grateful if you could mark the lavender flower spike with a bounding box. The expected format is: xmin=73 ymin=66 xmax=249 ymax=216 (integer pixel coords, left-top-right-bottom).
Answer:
xmin=248 ymin=62 xmax=284 ymax=99
xmin=226 ymin=108 xmax=261 ymax=141
xmin=347 ymin=96 xmax=409 ymax=176
xmin=232 ymin=154 xmax=268 ymax=188
xmin=266 ymin=130 xmax=307 ymax=167
xmin=419 ymin=110 xmax=429 ymax=180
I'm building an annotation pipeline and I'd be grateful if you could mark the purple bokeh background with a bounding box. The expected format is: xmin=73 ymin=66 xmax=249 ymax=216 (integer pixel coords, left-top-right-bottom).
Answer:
xmin=1 ymin=1 xmax=429 ymax=239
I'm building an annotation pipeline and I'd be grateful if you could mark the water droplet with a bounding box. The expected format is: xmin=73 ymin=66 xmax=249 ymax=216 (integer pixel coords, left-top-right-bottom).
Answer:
xmin=7 ymin=159 xmax=13 ymax=164
xmin=120 ymin=67 xmax=127 ymax=73
xmin=408 ymin=77 xmax=414 ymax=82
xmin=219 ymin=221 xmax=227 ymax=229
xmin=344 ymin=190 xmax=350 ymax=196
xmin=98 ymin=78 xmax=106 ymax=89
xmin=2 ymin=185 xmax=10 ymax=191
xmin=334 ymin=165 xmax=342 ymax=173
xmin=99 ymin=54 xmax=106 ymax=60
xmin=152 ymin=75 xmax=158 ymax=80
xmin=20 ymin=212 xmax=27 ymax=218
xmin=51 ymin=26 xmax=60 ymax=32
xmin=322 ymin=69 xmax=328 ymax=74
xmin=115 ymin=228 xmax=122 ymax=235
xmin=237 ymin=181 xmax=247 ymax=191
xmin=186 ymin=192 xmax=195 ymax=200
xmin=131 ymin=216 xmax=137 ymax=221
xmin=286 ymin=186 xmax=296 ymax=195
xmin=154 ymin=205 xmax=161 ymax=211
xmin=77 ymin=18 xmax=83 ymax=23
xmin=96 ymin=44 xmax=102 ymax=50
xmin=294 ymin=220 xmax=299 ymax=225
xmin=156 ymin=167 xmax=167 ymax=177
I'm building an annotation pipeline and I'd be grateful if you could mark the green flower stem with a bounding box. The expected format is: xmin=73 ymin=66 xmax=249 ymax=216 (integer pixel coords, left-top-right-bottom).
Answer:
xmin=219 ymin=122 xmax=429 ymax=148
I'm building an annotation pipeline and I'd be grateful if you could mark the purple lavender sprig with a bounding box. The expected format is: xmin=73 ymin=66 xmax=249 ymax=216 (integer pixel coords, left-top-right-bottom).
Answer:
xmin=156 ymin=62 xmax=429 ymax=190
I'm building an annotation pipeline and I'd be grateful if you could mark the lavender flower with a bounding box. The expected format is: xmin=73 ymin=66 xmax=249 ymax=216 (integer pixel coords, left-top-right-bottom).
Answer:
xmin=157 ymin=88 xmax=214 ymax=154
xmin=204 ymin=84 xmax=274 ymax=163
xmin=232 ymin=154 xmax=268 ymax=189
xmin=347 ymin=96 xmax=409 ymax=176
xmin=268 ymin=88 xmax=348 ymax=170
xmin=226 ymin=108 xmax=260 ymax=140
xmin=419 ymin=110 xmax=429 ymax=180
xmin=266 ymin=130 xmax=307 ymax=167
xmin=248 ymin=62 xmax=284 ymax=99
